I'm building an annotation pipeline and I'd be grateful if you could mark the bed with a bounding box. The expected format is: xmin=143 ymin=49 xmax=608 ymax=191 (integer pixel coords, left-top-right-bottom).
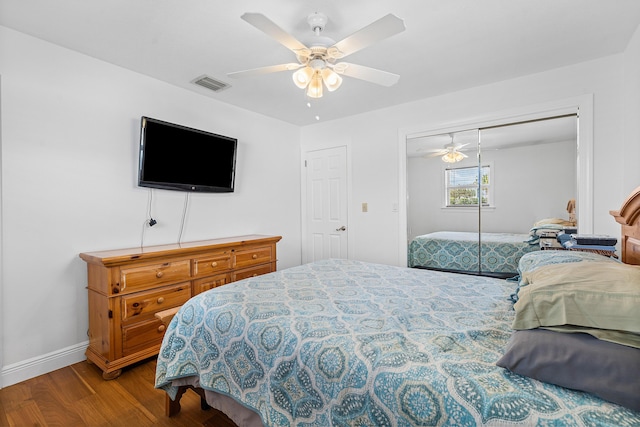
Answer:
xmin=155 ymin=187 xmax=640 ymax=426
xmin=408 ymin=231 xmax=539 ymax=277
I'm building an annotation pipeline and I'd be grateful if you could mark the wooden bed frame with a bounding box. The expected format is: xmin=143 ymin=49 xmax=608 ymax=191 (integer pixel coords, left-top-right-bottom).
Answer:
xmin=610 ymin=185 xmax=640 ymax=265
xmin=162 ymin=185 xmax=640 ymax=419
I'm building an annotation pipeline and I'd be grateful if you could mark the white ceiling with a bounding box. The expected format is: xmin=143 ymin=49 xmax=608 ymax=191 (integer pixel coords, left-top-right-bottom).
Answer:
xmin=2 ymin=1 xmax=640 ymax=126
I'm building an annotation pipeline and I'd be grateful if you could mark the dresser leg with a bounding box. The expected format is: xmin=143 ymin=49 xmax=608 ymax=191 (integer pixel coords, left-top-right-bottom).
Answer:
xmin=102 ymin=369 xmax=122 ymax=380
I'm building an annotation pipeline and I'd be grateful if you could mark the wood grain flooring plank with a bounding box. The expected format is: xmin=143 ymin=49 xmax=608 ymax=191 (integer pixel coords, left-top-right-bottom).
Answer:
xmin=4 ymin=400 xmax=48 ymax=427
xmin=28 ymin=370 xmax=86 ymax=426
xmin=0 ymin=394 xmax=9 ymax=427
xmin=0 ymin=358 xmax=240 ymax=427
xmin=0 ymin=382 xmax=31 ymax=412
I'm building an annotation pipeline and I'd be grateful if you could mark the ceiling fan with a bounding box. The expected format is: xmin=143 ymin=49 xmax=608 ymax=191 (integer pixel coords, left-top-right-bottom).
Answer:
xmin=227 ymin=12 xmax=406 ymax=98
xmin=421 ymin=135 xmax=470 ymax=163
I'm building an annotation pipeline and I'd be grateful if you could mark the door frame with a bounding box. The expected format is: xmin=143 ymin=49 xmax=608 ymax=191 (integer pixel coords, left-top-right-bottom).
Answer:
xmin=301 ymin=144 xmax=352 ymax=264
xmin=0 ymin=75 xmax=3 ymax=387
xmin=398 ymin=94 xmax=594 ymax=266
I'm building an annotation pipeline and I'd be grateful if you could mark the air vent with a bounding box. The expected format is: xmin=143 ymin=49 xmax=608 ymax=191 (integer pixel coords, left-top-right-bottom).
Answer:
xmin=192 ymin=75 xmax=231 ymax=92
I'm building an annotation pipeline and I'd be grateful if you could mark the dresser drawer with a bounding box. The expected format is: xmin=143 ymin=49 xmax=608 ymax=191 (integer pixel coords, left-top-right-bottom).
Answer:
xmin=233 ymin=264 xmax=273 ymax=281
xmin=121 ymin=283 xmax=191 ymax=323
xmin=234 ymin=246 xmax=273 ymax=269
xmin=119 ymin=260 xmax=191 ymax=293
xmin=192 ymin=252 xmax=232 ymax=277
xmin=122 ymin=318 xmax=167 ymax=356
xmin=193 ymin=273 xmax=231 ymax=296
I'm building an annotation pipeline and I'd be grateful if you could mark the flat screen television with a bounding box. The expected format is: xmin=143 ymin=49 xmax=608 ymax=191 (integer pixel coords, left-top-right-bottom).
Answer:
xmin=138 ymin=116 xmax=237 ymax=193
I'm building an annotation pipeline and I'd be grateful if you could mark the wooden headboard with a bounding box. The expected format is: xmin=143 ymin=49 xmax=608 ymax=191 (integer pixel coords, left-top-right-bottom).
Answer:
xmin=610 ymin=185 xmax=640 ymax=265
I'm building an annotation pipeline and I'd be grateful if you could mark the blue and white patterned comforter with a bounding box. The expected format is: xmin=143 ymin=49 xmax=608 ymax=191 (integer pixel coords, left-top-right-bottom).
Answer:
xmin=408 ymin=231 xmax=539 ymax=275
xmin=155 ymin=259 xmax=639 ymax=426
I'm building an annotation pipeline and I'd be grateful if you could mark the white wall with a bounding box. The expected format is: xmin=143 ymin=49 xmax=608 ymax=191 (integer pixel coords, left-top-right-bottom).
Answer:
xmin=0 ymin=26 xmax=302 ymax=385
xmin=301 ymin=53 xmax=628 ymax=266
xmin=623 ymin=23 xmax=640 ymax=194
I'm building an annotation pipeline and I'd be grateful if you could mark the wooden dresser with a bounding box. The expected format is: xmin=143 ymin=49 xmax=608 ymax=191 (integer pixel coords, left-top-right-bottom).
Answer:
xmin=79 ymin=234 xmax=281 ymax=379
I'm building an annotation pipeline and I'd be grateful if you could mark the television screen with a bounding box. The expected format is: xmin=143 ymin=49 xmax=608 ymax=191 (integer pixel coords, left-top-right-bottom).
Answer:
xmin=138 ymin=117 xmax=237 ymax=193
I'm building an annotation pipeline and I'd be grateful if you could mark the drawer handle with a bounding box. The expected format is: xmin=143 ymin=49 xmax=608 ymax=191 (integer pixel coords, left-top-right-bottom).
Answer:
xmin=157 ymin=297 xmax=165 ymax=304
xmin=252 ymin=254 xmax=258 ymax=259
xmin=157 ymin=325 xmax=166 ymax=333
xmin=211 ymin=261 xmax=218 ymax=267
xmin=156 ymin=271 xmax=164 ymax=278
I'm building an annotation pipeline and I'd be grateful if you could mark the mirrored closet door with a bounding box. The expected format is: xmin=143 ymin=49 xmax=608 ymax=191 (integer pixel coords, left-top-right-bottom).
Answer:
xmin=406 ymin=115 xmax=577 ymax=277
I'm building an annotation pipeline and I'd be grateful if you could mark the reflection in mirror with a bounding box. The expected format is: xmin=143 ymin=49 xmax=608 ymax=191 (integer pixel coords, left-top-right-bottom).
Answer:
xmin=479 ymin=116 xmax=577 ymax=234
xmin=406 ymin=115 xmax=577 ymax=277
xmin=407 ymin=129 xmax=480 ymax=239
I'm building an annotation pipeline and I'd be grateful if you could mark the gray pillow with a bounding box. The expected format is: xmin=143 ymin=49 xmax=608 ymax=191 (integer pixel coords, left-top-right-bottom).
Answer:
xmin=497 ymin=329 xmax=640 ymax=411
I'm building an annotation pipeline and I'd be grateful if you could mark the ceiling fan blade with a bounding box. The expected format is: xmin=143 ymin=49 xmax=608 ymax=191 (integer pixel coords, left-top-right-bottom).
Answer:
xmin=241 ymin=13 xmax=310 ymax=57
xmin=333 ymin=63 xmax=400 ymax=86
xmin=228 ymin=63 xmax=302 ymax=78
xmin=329 ymin=14 xmax=405 ymax=59
xmin=420 ymin=147 xmax=448 ymax=153
xmin=425 ymin=151 xmax=446 ymax=158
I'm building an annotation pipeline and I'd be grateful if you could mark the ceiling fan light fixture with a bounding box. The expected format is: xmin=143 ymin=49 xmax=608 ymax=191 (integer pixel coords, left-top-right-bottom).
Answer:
xmin=442 ymin=151 xmax=464 ymax=163
xmin=293 ymin=66 xmax=314 ymax=89
xmin=321 ymin=68 xmax=342 ymax=91
xmin=306 ymin=73 xmax=323 ymax=98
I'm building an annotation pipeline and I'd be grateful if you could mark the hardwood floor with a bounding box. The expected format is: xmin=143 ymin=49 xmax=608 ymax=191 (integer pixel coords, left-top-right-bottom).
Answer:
xmin=0 ymin=358 xmax=238 ymax=427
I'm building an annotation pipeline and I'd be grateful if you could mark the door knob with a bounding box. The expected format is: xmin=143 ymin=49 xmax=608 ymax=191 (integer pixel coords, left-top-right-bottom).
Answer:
xmin=336 ymin=226 xmax=346 ymax=231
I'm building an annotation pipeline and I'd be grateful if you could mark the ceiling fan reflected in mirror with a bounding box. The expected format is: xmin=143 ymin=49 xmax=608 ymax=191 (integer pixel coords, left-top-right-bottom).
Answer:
xmin=422 ymin=134 xmax=470 ymax=163
xmin=227 ymin=12 xmax=406 ymax=98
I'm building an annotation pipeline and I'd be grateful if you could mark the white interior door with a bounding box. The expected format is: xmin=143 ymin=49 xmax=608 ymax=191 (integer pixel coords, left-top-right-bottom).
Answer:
xmin=304 ymin=146 xmax=348 ymax=262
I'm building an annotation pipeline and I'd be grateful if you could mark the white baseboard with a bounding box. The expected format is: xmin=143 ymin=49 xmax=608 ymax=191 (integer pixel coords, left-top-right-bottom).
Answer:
xmin=0 ymin=341 xmax=88 ymax=388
